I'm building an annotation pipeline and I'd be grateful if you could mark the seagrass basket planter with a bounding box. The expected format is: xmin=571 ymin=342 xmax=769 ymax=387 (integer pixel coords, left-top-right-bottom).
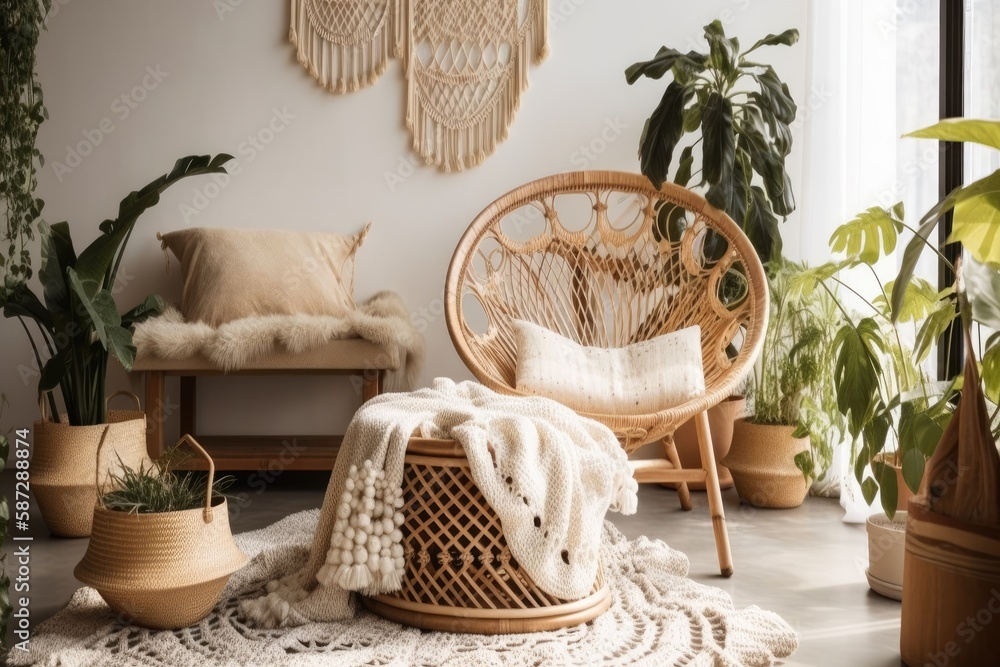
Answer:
xmin=361 ymin=437 xmax=611 ymax=634
xmin=32 ymin=391 xmax=150 ymax=537
xmin=74 ymin=435 xmax=248 ymax=630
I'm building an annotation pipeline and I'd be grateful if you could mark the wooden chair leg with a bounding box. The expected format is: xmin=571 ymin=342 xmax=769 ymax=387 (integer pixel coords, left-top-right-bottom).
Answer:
xmin=695 ymin=410 xmax=734 ymax=577
xmin=661 ymin=435 xmax=692 ymax=511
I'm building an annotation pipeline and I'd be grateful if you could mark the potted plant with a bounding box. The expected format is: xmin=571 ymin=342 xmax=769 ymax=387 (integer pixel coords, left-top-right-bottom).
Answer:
xmin=722 ymin=260 xmax=846 ymax=508
xmin=625 ymin=21 xmax=799 ymax=476
xmin=0 ymin=154 xmax=233 ymax=536
xmin=75 ymin=435 xmax=248 ymax=629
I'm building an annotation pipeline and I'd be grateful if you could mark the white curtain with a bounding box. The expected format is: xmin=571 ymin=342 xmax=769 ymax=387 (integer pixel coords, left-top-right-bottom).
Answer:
xmin=798 ymin=0 xmax=942 ymax=519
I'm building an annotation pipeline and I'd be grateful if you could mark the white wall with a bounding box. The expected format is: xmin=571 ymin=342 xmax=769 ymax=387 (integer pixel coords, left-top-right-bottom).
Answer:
xmin=1 ymin=0 xmax=809 ymax=437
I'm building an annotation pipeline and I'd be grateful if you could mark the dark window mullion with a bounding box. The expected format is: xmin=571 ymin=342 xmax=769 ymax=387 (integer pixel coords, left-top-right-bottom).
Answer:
xmin=938 ymin=0 xmax=965 ymax=381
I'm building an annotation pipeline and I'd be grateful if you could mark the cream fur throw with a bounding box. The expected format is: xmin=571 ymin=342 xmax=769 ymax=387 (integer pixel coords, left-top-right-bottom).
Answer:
xmin=240 ymin=378 xmax=638 ymax=628
xmin=132 ymin=291 xmax=423 ymax=391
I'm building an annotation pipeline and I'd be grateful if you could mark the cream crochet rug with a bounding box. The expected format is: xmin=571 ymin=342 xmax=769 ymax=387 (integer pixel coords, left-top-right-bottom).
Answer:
xmin=12 ymin=510 xmax=798 ymax=667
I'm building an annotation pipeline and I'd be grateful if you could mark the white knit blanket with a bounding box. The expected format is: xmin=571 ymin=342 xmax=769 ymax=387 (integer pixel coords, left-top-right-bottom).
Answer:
xmin=240 ymin=378 xmax=638 ymax=627
xmin=132 ymin=291 xmax=424 ymax=391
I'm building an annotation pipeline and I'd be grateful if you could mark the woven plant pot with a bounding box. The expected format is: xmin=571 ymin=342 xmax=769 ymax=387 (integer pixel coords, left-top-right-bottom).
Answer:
xmin=32 ymin=392 xmax=150 ymax=537
xmin=722 ymin=419 xmax=809 ymax=509
xmin=74 ymin=435 xmax=248 ymax=630
xmin=361 ymin=438 xmax=611 ymax=634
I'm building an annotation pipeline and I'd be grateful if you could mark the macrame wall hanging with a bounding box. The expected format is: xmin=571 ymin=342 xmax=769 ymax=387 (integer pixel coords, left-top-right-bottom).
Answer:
xmin=290 ymin=0 xmax=401 ymax=93
xmin=289 ymin=0 xmax=549 ymax=172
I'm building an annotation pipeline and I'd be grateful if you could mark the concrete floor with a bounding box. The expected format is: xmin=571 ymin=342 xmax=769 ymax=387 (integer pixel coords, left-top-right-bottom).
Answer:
xmin=1 ymin=471 xmax=904 ymax=666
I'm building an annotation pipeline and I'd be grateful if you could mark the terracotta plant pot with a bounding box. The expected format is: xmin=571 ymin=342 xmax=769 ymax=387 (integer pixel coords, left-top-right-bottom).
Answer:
xmin=670 ymin=395 xmax=744 ymax=490
xmin=865 ymin=511 xmax=906 ymax=601
xmin=32 ymin=393 xmax=150 ymax=537
xmin=722 ymin=419 xmax=809 ymax=508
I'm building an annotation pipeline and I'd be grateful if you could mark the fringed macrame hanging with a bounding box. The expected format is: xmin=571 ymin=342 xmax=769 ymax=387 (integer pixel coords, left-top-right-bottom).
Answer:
xmin=402 ymin=0 xmax=549 ymax=171
xmin=290 ymin=0 xmax=402 ymax=93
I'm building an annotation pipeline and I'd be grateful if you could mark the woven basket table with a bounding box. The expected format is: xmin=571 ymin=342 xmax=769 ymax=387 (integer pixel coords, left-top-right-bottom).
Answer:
xmin=361 ymin=438 xmax=611 ymax=634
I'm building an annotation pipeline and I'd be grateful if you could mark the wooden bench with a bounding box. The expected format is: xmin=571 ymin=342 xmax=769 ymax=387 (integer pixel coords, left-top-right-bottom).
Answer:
xmin=133 ymin=338 xmax=399 ymax=471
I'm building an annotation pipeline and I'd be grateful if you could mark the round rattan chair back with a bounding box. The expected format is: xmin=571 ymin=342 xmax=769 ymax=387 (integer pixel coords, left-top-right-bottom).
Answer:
xmin=445 ymin=171 xmax=768 ymax=453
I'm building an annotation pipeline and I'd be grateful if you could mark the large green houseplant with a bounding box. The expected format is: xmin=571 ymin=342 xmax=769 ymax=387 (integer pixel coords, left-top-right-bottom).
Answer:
xmin=3 ymin=154 xmax=233 ymax=425
xmin=626 ymin=20 xmax=798 ymax=263
xmin=0 ymin=154 xmax=233 ymax=537
xmin=723 ymin=260 xmax=846 ymax=508
xmin=791 ymin=204 xmax=956 ymax=520
xmin=1 ymin=0 xmax=49 ymax=646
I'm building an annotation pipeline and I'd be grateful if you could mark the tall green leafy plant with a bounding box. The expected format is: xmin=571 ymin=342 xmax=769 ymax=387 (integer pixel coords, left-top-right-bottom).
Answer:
xmin=748 ymin=260 xmax=846 ymax=481
xmin=1 ymin=154 xmax=233 ymax=426
xmin=1 ymin=0 xmax=49 ymax=294
xmin=792 ymin=204 xmax=959 ymax=518
xmin=626 ymin=20 xmax=798 ymax=263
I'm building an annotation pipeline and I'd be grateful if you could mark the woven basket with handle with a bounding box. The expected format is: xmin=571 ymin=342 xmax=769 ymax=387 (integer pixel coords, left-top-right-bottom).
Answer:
xmin=32 ymin=391 xmax=150 ymax=537
xmin=74 ymin=434 xmax=248 ymax=630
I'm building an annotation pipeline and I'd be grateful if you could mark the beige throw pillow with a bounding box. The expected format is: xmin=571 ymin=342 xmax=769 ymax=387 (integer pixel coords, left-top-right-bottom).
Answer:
xmin=158 ymin=224 xmax=370 ymax=327
xmin=513 ymin=320 xmax=706 ymax=415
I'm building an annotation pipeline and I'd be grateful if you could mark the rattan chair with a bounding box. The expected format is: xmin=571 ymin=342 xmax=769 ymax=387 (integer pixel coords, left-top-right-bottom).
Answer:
xmin=444 ymin=171 xmax=768 ymax=577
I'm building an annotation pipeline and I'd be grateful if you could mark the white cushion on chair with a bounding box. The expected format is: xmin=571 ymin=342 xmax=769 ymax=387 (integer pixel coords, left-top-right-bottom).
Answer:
xmin=513 ymin=320 xmax=706 ymax=415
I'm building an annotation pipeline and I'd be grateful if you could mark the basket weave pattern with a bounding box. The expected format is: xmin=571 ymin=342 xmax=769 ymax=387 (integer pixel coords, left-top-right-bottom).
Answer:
xmin=365 ymin=440 xmax=608 ymax=632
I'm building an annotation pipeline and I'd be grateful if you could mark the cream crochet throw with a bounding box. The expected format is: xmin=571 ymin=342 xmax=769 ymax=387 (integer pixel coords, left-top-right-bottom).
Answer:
xmin=132 ymin=291 xmax=423 ymax=392
xmin=240 ymin=378 xmax=638 ymax=627
xmin=10 ymin=510 xmax=798 ymax=666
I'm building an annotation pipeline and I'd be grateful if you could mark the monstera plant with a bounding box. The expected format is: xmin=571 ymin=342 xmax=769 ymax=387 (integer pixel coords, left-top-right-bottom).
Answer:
xmin=1 ymin=154 xmax=233 ymax=426
xmin=626 ymin=20 xmax=798 ymax=263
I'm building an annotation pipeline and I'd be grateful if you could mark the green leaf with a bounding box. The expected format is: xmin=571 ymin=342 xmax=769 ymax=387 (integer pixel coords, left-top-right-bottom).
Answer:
xmin=833 ymin=319 xmax=886 ymax=438
xmin=638 ymin=82 xmax=694 ymax=189
xmin=874 ymin=279 xmax=951 ymax=324
xmin=794 ymin=450 xmax=815 ymax=481
xmin=965 ymin=256 xmax=1000 ymax=330
xmin=1 ymin=283 xmax=53 ymax=330
xmin=38 ymin=354 xmax=66 ymax=394
xmin=673 ymin=145 xmax=694 ymax=187
xmin=704 ymin=20 xmax=739 ymax=78
xmin=742 ymin=28 xmax=800 ymax=56
xmin=901 ymin=449 xmax=925 ymax=494
xmin=872 ymin=460 xmax=899 ymax=518
xmin=861 ymin=476 xmax=879 ymax=505
xmin=904 ymin=118 xmax=1000 ymax=152
xmin=950 ymin=185 xmax=1000 ymax=267
xmin=683 ymin=105 xmax=702 ymax=133
xmin=743 ymin=184 xmax=781 ymax=263
xmin=67 ymin=269 xmax=136 ymax=367
xmin=748 ymin=145 xmax=795 ymax=217
xmin=121 ymin=294 xmax=166 ymax=328
xmin=914 ymin=304 xmax=957 ymax=364
xmin=751 ymin=66 xmax=797 ymax=125
xmin=983 ymin=343 xmax=1000 ymax=404
xmin=0 ymin=435 xmax=7 ymax=474
xmin=893 ymin=170 xmax=1000 ymax=319
xmin=702 ymin=92 xmax=735 ymax=190
xmin=829 ymin=205 xmax=903 ymax=265
xmin=38 ymin=220 xmax=76 ymax=316
xmin=625 ymin=46 xmax=707 ymax=84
